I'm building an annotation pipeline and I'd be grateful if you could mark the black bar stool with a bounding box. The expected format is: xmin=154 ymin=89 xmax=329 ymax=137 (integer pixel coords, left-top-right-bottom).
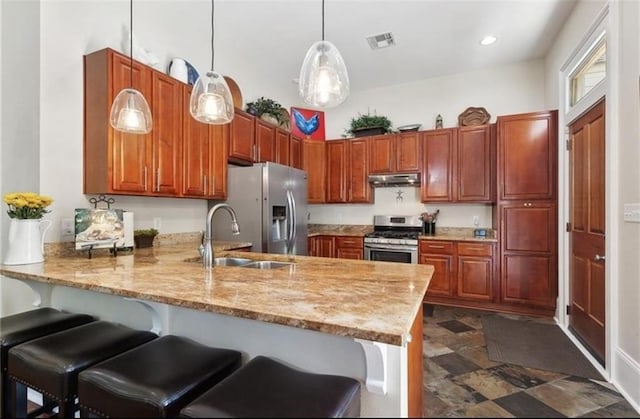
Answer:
xmin=179 ymin=355 xmax=362 ymax=418
xmin=77 ymin=335 xmax=242 ymax=417
xmin=7 ymin=320 xmax=157 ymax=418
xmin=0 ymin=307 xmax=95 ymax=418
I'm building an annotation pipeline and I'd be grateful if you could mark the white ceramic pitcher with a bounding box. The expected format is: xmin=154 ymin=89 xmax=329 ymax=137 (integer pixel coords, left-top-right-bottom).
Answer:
xmin=3 ymin=218 xmax=52 ymax=265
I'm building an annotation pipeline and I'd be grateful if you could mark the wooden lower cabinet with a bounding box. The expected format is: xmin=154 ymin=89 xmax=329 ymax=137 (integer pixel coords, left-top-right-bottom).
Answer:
xmin=456 ymin=242 xmax=494 ymax=301
xmin=308 ymin=235 xmax=363 ymax=259
xmin=335 ymin=236 xmax=364 ymax=260
xmin=308 ymin=236 xmax=335 ymax=258
xmin=499 ymin=201 xmax=557 ymax=312
xmin=420 ymin=239 xmax=496 ymax=306
xmin=420 ymin=241 xmax=455 ymax=299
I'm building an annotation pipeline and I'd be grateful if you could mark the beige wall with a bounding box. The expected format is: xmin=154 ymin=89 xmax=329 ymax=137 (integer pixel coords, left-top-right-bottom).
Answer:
xmin=544 ymin=0 xmax=640 ymax=410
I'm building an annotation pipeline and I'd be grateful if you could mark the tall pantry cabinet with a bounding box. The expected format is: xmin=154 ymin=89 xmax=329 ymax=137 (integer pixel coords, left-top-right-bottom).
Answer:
xmin=496 ymin=110 xmax=558 ymax=315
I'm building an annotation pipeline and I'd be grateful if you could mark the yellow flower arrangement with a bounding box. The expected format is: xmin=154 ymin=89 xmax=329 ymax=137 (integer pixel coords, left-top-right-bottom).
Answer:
xmin=3 ymin=192 xmax=53 ymax=219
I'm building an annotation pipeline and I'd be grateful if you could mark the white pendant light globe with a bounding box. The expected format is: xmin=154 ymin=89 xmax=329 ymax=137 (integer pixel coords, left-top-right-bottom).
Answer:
xmin=190 ymin=70 xmax=234 ymax=124
xmin=299 ymin=40 xmax=349 ymax=108
xmin=109 ymin=0 xmax=152 ymax=134
xmin=110 ymin=88 xmax=153 ymax=134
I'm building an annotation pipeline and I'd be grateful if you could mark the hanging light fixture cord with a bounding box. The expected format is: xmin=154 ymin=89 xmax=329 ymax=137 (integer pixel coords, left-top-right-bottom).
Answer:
xmin=210 ymin=0 xmax=215 ymax=70
xmin=321 ymin=0 xmax=325 ymax=41
xmin=129 ymin=0 xmax=133 ymax=87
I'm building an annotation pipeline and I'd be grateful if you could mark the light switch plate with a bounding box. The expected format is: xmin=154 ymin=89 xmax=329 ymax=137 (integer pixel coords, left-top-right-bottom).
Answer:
xmin=623 ymin=203 xmax=640 ymax=223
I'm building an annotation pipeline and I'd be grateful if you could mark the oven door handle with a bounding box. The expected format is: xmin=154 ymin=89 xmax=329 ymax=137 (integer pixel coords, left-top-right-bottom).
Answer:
xmin=364 ymin=244 xmax=418 ymax=251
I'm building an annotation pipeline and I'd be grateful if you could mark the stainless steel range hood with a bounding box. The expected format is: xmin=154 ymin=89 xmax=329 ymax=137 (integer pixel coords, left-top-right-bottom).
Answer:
xmin=368 ymin=173 xmax=420 ymax=187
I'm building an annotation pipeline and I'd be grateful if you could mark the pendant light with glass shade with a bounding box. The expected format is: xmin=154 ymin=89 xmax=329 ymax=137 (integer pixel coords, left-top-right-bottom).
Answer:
xmin=298 ymin=0 xmax=350 ymax=108
xmin=109 ymin=0 xmax=153 ymax=134
xmin=190 ymin=0 xmax=234 ymax=124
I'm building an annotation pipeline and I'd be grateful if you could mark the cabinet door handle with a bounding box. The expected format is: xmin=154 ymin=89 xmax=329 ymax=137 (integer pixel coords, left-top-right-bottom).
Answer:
xmin=143 ymin=166 xmax=148 ymax=191
xmin=156 ymin=168 xmax=160 ymax=192
xmin=210 ymin=175 xmax=215 ymax=195
xmin=594 ymin=254 xmax=605 ymax=262
xmin=203 ymin=175 xmax=207 ymax=196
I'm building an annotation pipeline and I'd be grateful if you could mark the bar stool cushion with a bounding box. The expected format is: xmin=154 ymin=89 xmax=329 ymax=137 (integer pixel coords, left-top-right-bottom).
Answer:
xmin=1 ymin=308 xmax=95 ymax=417
xmin=179 ymin=355 xmax=361 ymax=418
xmin=78 ymin=335 xmax=242 ymax=417
xmin=1 ymin=307 xmax=95 ymax=370
xmin=7 ymin=320 xmax=157 ymax=402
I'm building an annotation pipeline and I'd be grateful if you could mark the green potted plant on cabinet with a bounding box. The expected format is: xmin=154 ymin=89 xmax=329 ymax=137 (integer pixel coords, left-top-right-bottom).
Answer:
xmin=345 ymin=111 xmax=393 ymax=137
xmin=245 ymin=97 xmax=290 ymax=129
xmin=133 ymin=228 xmax=158 ymax=249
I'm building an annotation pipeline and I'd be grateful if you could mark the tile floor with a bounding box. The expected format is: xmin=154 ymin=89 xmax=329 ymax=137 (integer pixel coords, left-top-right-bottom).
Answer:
xmin=423 ymin=305 xmax=640 ymax=418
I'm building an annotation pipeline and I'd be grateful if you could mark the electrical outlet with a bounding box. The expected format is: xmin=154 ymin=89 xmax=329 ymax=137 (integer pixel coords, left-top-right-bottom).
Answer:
xmin=153 ymin=217 xmax=162 ymax=230
xmin=473 ymin=215 xmax=479 ymax=226
xmin=61 ymin=218 xmax=74 ymax=236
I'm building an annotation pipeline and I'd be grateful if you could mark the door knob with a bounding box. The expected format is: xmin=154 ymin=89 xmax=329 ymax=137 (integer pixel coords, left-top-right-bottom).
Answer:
xmin=594 ymin=254 xmax=605 ymax=262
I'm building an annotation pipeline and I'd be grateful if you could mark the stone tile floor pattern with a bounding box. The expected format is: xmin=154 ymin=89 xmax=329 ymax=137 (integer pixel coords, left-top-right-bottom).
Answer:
xmin=423 ymin=305 xmax=640 ymax=418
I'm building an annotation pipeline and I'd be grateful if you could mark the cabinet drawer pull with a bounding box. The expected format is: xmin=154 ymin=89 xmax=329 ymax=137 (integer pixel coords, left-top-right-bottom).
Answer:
xmin=428 ymin=245 xmax=445 ymax=249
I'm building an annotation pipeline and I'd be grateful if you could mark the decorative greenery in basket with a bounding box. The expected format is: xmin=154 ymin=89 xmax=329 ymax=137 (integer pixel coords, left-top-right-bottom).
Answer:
xmin=245 ymin=97 xmax=290 ymax=128
xmin=133 ymin=228 xmax=158 ymax=248
xmin=345 ymin=111 xmax=393 ymax=137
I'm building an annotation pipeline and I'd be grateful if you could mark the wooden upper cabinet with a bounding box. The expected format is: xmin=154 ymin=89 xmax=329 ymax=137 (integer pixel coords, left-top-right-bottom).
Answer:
xmin=326 ymin=140 xmax=348 ymax=203
xmin=396 ymin=131 xmax=421 ymax=172
xmin=255 ymin=118 xmax=276 ymax=163
xmin=348 ymin=138 xmax=371 ymax=203
xmin=228 ymin=108 xmax=255 ymax=164
xmin=289 ymin=135 xmax=303 ymax=169
xmin=368 ymin=133 xmax=420 ymax=174
xmin=497 ymin=110 xmax=558 ymax=201
xmin=326 ymin=139 xmax=371 ymax=203
xmin=368 ymin=134 xmax=395 ymax=173
xmin=182 ymin=86 xmax=210 ymax=197
xmin=84 ymin=48 xmax=225 ymax=199
xmin=421 ymin=128 xmax=457 ymax=202
xmin=302 ymin=139 xmax=326 ymax=203
xmin=182 ymin=91 xmax=229 ymax=200
xmin=151 ymin=71 xmax=182 ymax=196
xmin=275 ymin=128 xmax=290 ymax=166
xmin=457 ymin=124 xmax=494 ymax=202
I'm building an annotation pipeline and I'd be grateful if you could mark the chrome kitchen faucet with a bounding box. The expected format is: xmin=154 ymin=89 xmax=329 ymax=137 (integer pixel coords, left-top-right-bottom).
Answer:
xmin=200 ymin=203 xmax=240 ymax=269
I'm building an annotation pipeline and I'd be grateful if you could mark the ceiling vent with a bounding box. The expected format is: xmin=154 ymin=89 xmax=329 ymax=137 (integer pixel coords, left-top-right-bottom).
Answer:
xmin=366 ymin=32 xmax=395 ymax=50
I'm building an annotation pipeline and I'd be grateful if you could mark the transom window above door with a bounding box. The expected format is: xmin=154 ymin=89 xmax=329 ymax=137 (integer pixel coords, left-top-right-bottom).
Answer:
xmin=570 ymin=37 xmax=606 ymax=107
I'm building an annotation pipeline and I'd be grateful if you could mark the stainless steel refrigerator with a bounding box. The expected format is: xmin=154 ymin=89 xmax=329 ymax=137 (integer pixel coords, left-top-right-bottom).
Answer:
xmin=211 ymin=162 xmax=308 ymax=255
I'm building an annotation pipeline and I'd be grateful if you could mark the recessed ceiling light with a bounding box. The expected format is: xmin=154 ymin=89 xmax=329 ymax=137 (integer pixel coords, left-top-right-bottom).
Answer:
xmin=480 ymin=35 xmax=497 ymax=46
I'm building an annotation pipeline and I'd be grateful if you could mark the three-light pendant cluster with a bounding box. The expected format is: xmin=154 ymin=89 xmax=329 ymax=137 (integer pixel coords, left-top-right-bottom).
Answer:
xmin=110 ymin=0 xmax=349 ymax=135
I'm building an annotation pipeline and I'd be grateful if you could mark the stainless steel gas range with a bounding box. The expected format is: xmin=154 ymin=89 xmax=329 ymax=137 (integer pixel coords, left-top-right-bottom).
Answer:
xmin=364 ymin=215 xmax=422 ymax=264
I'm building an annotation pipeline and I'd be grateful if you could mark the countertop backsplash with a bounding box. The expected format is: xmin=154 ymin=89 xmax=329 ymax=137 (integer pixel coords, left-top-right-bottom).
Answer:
xmin=308 ymin=188 xmax=494 ymax=228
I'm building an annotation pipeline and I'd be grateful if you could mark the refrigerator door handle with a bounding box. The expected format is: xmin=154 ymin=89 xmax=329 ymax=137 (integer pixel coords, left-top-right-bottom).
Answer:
xmin=289 ymin=190 xmax=297 ymax=253
xmin=286 ymin=190 xmax=294 ymax=253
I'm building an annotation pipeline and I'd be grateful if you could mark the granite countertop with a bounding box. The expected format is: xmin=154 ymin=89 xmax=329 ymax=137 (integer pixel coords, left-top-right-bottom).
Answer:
xmin=307 ymin=224 xmax=373 ymax=237
xmin=418 ymin=227 xmax=498 ymax=243
xmin=308 ymin=224 xmax=498 ymax=243
xmin=1 ymin=242 xmax=431 ymax=346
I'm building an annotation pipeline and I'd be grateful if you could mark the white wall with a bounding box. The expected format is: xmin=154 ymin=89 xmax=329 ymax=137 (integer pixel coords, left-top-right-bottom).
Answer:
xmin=544 ymin=0 xmax=640 ymax=411
xmin=1 ymin=0 xmax=44 ymax=315
xmin=310 ymin=187 xmax=493 ymax=228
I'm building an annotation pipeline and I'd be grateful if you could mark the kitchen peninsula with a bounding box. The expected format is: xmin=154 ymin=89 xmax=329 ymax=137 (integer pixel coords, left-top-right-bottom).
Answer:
xmin=0 ymin=241 xmax=432 ymax=417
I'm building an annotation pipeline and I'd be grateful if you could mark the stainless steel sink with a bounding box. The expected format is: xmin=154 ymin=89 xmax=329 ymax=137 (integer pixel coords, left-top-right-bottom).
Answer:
xmin=213 ymin=257 xmax=253 ymax=266
xmin=241 ymin=261 xmax=294 ymax=270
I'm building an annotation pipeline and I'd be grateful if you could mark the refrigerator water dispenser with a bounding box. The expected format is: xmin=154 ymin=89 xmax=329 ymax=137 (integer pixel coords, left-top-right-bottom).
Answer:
xmin=271 ymin=206 xmax=287 ymax=241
